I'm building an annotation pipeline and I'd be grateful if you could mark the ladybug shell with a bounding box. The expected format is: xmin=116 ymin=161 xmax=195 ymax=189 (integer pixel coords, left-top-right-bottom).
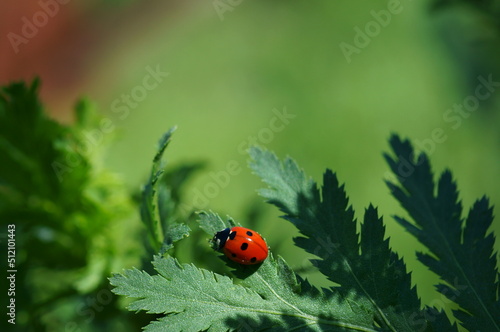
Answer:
xmin=213 ymin=227 xmax=268 ymax=265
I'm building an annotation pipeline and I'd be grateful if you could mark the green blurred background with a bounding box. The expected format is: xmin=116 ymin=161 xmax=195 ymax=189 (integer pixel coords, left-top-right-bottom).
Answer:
xmin=2 ymin=0 xmax=500 ymax=330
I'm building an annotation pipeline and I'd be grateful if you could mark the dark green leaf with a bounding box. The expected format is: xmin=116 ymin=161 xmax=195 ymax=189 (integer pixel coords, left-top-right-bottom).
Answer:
xmin=385 ymin=134 xmax=500 ymax=332
xmin=249 ymin=146 xmax=453 ymax=331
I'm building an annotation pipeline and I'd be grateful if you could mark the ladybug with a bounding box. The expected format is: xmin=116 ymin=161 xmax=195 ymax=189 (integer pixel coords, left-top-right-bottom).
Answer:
xmin=212 ymin=227 xmax=268 ymax=265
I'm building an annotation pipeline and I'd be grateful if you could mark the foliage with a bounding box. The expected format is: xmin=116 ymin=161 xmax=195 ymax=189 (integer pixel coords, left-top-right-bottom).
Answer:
xmin=110 ymin=129 xmax=499 ymax=331
xmin=385 ymin=135 xmax=500 ymax=331
xmin=0 ymin=79 xmax=141 ymax=331
xmin=1 ymin=80 xmax=497 ymax=331
xmin=0 ymin=80 xmax=204 ymax=332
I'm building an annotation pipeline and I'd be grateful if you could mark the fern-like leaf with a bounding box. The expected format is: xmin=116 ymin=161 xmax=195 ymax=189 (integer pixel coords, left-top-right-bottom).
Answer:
xmin=249 ymin=147 xmax=455 ymax=331
xmin=384 ymin=134 xmax=500 ymax=331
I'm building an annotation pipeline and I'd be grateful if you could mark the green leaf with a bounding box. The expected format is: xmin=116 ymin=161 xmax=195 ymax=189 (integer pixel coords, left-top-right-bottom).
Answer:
xmin=197 ymin=210 xmax=236 ymax=236
xmin=140 ymin=127 xmax=189 ymax=253
xmin=157 ymin=162 xmax=204 ymax=254
xmin=111 ymin=248 xmax=377 ymax=331
xmin=385 ymin=134 xmax=500 ymax=332
xmin=249 ymin=146 xmax=455 ymax=331
xmin=113 ymin=139 xmax=469 ymax=331
xmin=0 ymin=79 xmax=90 ymax=206
xmin=0 ymin=80 xmax=97 ymax=267
xmin=0 ymin=79 xmax=138 ymax=330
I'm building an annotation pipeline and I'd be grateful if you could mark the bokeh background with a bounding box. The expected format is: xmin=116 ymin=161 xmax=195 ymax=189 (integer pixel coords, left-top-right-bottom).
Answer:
xmin=2 ymin=0 xmax=500 ymax=330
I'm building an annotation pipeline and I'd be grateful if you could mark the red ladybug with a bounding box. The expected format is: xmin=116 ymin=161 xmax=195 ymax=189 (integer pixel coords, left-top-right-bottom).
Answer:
xmin=212 ymin=227 xmax=268 ymax=265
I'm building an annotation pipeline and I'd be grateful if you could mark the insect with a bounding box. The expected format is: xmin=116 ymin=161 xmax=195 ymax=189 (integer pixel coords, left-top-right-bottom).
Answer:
xmin=212 ymin=226 xmax=268 ymax=265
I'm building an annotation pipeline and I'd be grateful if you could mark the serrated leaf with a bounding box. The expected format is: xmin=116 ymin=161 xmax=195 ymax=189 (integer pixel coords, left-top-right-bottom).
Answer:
xmin=249 ymin=146 xmax=454 ymax=331
xmin=140 ymin=127 xmax=182 ymax=252
xmin=385 ymin=134 xmax=500 ymax=331
xmin=111 ymin=251 xmax=377 ymax=332
xmin=156 ymin=161 xmax=204 ymax=254
xmin=197 ymin=210 xmax=237 ymax=236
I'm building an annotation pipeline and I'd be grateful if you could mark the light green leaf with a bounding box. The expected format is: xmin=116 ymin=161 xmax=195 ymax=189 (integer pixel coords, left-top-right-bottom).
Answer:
xmin=110 ymin=252 xmax=377 ymax=332
xmin=140 ymin=127 xmax=186 ymax=253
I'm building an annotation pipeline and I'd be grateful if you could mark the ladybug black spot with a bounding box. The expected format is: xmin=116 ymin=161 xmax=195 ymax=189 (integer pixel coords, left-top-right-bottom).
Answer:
xmin=229 ymin=231 xmax=237 ymax=240
xmin=231 ymin=253 xmax=237 ymax=258
xmin=250 ymin=257 xmax=257 ymax=263
xmin=246 ymin=230 xmax=253 ymax=236
xmin=240 ymin=243 xmax=248 ymax=251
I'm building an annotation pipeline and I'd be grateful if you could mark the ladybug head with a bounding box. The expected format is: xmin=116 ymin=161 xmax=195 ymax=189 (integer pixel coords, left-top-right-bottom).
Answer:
xmin=212 ymin=228 xmax=231 ymax=250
